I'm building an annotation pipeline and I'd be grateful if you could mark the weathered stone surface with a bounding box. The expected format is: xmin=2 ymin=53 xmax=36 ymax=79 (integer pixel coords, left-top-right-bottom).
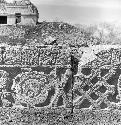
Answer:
xmin=73 ymin=45 xmax=121 ymax=124
xmin=0 ymin=44 xmax=72 ymax=124
xmin=1 ymin=44 xmax=121 ymax=124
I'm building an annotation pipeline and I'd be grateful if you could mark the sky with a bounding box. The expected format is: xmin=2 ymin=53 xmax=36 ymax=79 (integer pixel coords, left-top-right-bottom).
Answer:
xmin=6 ymin=0 xmax=121 ymax=25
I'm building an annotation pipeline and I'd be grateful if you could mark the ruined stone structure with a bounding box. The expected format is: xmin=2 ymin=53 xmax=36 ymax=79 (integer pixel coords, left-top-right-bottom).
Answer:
xmin=0 ymin=0 xmax=39 ymax=25
xmin=1 ymin=44 xmax=121 ymax=124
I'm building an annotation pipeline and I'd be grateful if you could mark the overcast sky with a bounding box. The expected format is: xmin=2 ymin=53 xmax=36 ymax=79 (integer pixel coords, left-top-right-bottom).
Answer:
xmin=7 ymin=0 xmax=121 ymax=25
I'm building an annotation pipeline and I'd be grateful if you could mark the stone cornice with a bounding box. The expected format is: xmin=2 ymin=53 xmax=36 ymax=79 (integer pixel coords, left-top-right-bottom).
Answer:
xmin=0 ymin=0 xmax=38 ymax=15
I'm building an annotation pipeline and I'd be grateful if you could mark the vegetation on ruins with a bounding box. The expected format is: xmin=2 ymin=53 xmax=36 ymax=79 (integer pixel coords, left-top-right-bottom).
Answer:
xmin=0 ymin=21 xmax=120 ymax=47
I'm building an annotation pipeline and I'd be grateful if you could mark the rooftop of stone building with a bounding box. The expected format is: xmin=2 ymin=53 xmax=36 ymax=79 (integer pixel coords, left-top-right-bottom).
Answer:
xmin=0 ymin=0 xmax=33 ymax=5
xmin=0 ymin=0 xmax=38 ymax=13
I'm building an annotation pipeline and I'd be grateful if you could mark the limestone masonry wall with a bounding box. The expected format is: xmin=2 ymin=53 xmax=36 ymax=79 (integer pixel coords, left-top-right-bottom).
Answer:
xmin=0 ymin=43 xmax=121 ymax=124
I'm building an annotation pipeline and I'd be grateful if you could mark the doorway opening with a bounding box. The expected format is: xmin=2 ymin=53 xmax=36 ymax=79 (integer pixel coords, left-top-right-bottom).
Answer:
xmin=15 ymin=13 xmax=21 ymax=24
xmin=0 ymin=16 xmax=7 ymax=24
